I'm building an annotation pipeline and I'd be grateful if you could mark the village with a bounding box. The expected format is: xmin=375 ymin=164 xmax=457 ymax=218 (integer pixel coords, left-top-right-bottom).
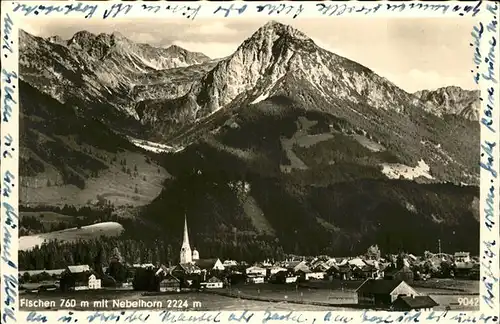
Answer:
xmin=19 ymin=218 xmax=480 ymax=311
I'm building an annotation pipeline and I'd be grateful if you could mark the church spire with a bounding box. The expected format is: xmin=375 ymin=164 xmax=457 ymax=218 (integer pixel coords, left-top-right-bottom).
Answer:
xmin=182 ymin=214 xmax=190 ymax=247
xmin=180 ymin=214 xmax=192 ymax=264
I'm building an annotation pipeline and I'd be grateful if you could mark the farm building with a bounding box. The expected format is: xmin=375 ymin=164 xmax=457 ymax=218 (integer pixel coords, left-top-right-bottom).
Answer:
xmin=391 ymin=296 xmax=438 ymax=311
xmin=356 ymin=279 xmax=419 ymax=308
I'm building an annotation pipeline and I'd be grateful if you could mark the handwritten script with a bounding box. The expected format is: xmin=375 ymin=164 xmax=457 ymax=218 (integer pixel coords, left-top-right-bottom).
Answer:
xmin=9 ymin=1 xmax=483 ymax=19
xmin=475 ymin=1 xmax=499 ymax=313
xmin=17 ymin=310 xmax=500 ymax=324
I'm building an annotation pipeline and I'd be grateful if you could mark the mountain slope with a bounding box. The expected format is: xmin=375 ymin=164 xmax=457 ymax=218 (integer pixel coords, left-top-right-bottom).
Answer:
xmin=138 ymin=22 xmax=479 ymax=257
xmin=142 ymin=98 xmax=479 ymax=256
xmin=19 ymin=80 xmax=169 ymax=207
xmin=139 ymin=22 xmax=478 ymax=186
xmin=414 ymin=86 xmax=480 ymax=121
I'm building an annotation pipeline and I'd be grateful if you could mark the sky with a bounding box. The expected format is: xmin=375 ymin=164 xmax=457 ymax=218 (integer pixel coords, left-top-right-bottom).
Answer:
xmin=23 ymin=17 xmax=478 ymax=93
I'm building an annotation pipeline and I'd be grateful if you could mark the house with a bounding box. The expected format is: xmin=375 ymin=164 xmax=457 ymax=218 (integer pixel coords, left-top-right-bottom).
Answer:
xmin=348 ymin=258 xmax=366 ymax=268
xmin=132 ymin=263 xmax=155 ymax=269
xmin=60 ymin=265 xmax=101 ymax=291
xmin=454 ymin=252 xmax=471 ymax=264
xmin=293 ymin=261 xmax=311 ymax=274
xmin=195 ymin=259 xmax=225 ymax=272
xmin=247 ymin=276 xmax=265 ymax=284
xmin=353 ymin=264 xmax=381 ymax=280
xmin=384 ymin=265 xmax=414 ymax=282
xmin=270 ymin=271 xmax=298 ymax=284
xmin=172 ymin=263 xmax=201 ymax=277
xmin=391 ymin=295 xmax=438 ymax=311
xmin=356 ymin=279 xmax=419 ymax=308
xmin=327 ymin=264 xmax=353 ymax=280
xmin=311 ymin=262 xmax=330 ymax=272
xmin=246 ymin=266 xmax=267 ymax=277
xmin=223 ymin=260 xmax=238 ymax=267
xmin=261 ymin=260 xmax=273 ymax=267
xmin=155 ymin=264 xmax=174 ymax=277
xmin=159 ymin=274 xmax=181 ymax=292
xmin=88 ymin=274 xmax=102 ymax=290
xmin=285 ymin=260 xmax=309 ymax=273
xmin=201 ymin=276 xmax=224 ymax=289
xmin=305 ymin=272 xmax=326 ymax=281
xmin=268 ymin=266 xmax=287 ymax=276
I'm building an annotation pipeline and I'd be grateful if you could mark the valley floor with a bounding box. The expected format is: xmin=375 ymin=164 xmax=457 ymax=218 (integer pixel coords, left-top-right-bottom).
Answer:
xmin=19 ymin=279 xmax=479 ymax=312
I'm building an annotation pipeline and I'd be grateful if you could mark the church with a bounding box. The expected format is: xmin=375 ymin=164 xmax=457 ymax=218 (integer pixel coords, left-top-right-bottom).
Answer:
xmin=180 ymin=215 xmax=199 ymax=264
xmin=177 ymin=216 xmax=225 ymax=274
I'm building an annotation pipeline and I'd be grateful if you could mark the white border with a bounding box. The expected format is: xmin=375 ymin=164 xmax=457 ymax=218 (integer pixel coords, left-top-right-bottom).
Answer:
xmin=1 ymin=1 xmax=498 ymax=323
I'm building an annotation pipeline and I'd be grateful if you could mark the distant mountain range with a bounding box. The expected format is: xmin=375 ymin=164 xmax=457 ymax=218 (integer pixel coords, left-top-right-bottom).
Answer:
xmin=19 ymin=21 xmax=480 ymax=256
xmin=413 ymin=86 xmax=480 ymax=121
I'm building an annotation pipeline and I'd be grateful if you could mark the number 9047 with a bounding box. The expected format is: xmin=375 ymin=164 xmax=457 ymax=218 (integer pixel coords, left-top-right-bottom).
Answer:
xmin=457 ymin=297 xmax=479 ymax=307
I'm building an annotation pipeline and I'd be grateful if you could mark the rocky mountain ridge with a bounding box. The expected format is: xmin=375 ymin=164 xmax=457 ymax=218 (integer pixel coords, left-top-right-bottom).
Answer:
xmin=19 ymin=29 xmax=211 ymax=129
xmin=414 ymin=86 xmax=480 ymax=121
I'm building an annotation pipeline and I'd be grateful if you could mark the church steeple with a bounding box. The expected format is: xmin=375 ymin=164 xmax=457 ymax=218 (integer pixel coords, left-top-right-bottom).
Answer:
xmin=180 ymin=215 xmax=192 ymax=264
xmin=182 ymin=215 xmax=190 ymax=246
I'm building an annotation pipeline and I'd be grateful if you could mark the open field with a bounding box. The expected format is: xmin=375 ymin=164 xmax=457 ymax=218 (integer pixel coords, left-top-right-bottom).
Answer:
xmin=19 ymin=280 xmax=479 ymax=311
xmin=19 ymin=222 xmax=124 ymax=251
xmin=19 ymin=289 xmax=334 ymax=311
xmin=412 ymin=278 xmax=479 ymax=293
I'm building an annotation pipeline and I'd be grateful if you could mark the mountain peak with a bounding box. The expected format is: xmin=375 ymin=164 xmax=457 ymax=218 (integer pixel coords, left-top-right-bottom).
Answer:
xmin=252 ymin=20 xmax=310 ymax=42
xmin=166 ymin=44 xmax=188 ymax=53
xmin=69 ymin=30 xmax=95 ymax=43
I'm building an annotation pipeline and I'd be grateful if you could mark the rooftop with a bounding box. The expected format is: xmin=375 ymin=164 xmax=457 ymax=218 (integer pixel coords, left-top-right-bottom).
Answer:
xmin=393 ymin=296 xmax=439 ymax=309
xmin=356 ymin=279 xmax=407 ymax=294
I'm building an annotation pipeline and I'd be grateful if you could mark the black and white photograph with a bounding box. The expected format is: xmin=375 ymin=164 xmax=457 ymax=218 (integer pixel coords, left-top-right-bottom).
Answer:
xmin=17 ymin=16 xmax=481 ymax=312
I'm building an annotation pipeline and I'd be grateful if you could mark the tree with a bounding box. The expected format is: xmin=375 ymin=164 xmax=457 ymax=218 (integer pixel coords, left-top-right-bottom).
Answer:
xmin=107 ymin=262 xmax=128 ymax=283
xmin=107 ymin=247 xmax=127 ymax=283
xmin=366 ymin=244 xmax=381 ymax=260
xmin=21 ymin=272 xmax=31 ymax=283
xmin=110 ymin=247 xmax=123 ymax=263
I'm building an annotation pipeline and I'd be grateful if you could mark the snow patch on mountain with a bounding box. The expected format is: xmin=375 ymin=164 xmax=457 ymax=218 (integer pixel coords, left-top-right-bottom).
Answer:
xmin=127 ymin=136 xmax=184 ymax=153
xmin=381 ymin=159 xmax=433 ymax=180
xmin=251 ymin=91 xmax=271 ymax=104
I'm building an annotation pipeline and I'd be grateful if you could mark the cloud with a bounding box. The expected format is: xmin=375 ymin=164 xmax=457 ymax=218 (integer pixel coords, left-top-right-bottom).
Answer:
xmin=127 ymin=32 xmax=159 ymax=45
xmin=171 ymin=41 xmax=239 ymax=59
xmin=383 ymin=69 xmax=477 ymax=93
xmin=188 ymin=22 xmax=237 ymax=37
